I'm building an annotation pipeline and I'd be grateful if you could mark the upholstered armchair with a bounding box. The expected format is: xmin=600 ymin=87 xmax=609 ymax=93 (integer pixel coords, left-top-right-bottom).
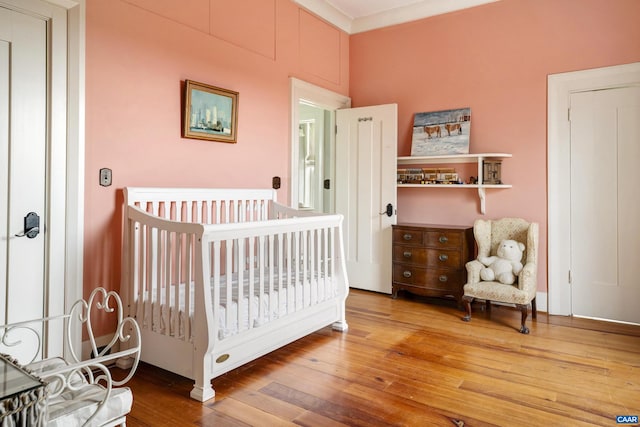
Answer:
xmin=461 ymin=218 xmax=539 ymax=334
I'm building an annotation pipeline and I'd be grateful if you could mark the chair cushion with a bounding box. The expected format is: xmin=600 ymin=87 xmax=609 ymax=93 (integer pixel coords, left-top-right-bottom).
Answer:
xmin=46 ymin=384 xmax=132 ymax=427
xmin=463 ymin=281 xmax=532 ymax=305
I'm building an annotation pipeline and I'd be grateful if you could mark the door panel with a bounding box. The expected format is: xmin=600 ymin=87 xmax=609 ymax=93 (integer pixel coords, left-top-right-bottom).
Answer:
xmin=336 ymin=104 xmax=397 ymax=293
xmin=0 ymin=6 xmax=47 ymax=361
xmin=570 ymin=87 xmax=640 ymax=323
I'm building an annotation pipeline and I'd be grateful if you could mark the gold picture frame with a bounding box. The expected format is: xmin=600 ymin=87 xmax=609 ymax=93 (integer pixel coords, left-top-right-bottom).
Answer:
xmin=183 ymin=79 xmax=239 ymax=143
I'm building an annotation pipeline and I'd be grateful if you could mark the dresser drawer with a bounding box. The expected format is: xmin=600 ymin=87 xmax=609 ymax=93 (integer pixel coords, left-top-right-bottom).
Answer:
xmin=394 ymin=246 xmax=462 ymax=269
xmin=424 ymin=230 xmax=463 ymax=248
xmin=392 ymin=265 xmax=464 ymax=290
xmin=392 ymin=246 xmax=428 ymax=265
xmin=392 ymin=228 xmax=424 ymax=246
xmin=425 ymin=248 xmax=463 ymax=269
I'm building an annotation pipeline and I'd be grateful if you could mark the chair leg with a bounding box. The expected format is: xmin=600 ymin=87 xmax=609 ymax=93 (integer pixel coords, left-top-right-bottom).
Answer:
xmin=531 ymin=297 xmax=537 ymax=319
xmin=485 ymin=299 xmax=492 ymax=313
xmin=516 ymin=303 xmax=530 ymax=334
xmin=462 ymin=295 xmax=474 ymax=322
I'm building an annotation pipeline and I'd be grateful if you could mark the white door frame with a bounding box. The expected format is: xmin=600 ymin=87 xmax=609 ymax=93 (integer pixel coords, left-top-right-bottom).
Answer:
xmin=547 ymin=62 xmax=640 ymax=315
xmin=1 ymin=0 xmax=85 ymax=355
xmin=289 ymin=78 xmax=351 ymax=209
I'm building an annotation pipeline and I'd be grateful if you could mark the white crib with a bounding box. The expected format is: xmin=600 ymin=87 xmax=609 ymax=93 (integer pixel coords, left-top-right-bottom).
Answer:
xmin=121 ymin=187 xmax=349 ymax=401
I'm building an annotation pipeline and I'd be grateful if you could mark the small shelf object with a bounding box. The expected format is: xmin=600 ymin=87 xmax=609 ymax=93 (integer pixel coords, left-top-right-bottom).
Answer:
xmin=397 ymin=153 xmax=512 ymax=214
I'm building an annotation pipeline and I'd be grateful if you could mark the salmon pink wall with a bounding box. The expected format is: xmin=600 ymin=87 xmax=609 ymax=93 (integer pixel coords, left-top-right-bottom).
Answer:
xmin=83 ymin=0 xmax=349 ymax=317
xmin=349 ymin=0 xmax=640 ymax=294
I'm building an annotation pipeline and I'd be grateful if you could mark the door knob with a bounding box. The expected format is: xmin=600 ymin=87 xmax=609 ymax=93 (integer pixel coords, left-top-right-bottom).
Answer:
xmin=15 ymin=212 xmax=40 ymax=238
xmin=379 ymin=203 xmax=393 ymax=217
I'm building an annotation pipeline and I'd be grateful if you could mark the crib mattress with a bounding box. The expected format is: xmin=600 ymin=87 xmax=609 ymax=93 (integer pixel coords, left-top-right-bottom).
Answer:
xmin=136 ymin=271 xmax=337 ymax=340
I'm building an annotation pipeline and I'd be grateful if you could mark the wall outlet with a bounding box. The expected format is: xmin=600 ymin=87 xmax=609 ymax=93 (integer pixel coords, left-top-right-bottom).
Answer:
xmin=99 ymin=168 xmax=112 ymax=186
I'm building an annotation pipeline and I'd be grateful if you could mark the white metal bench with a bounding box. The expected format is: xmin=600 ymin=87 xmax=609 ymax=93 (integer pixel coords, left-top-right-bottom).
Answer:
xmin=0 ymin=287 xmax=141 ymax=426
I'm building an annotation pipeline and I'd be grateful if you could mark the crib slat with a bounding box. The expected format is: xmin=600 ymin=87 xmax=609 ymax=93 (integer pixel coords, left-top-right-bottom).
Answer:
xmin=163 ymin=230 xmax=171 ymax=336
xmin=171 ymin=231 xmax=179 ymax=338
xmin=267 ymin=234 xmax=274 ymax=321
xmin=276 ymin=232 xmax=284 ymax=314
xmin=212 ymin=240 xmax=221 ymax=342
xmin=154 ymin=227 xmax=162 ymax=333
xmin=236 ymin=238 xmax=244 ymax=335
xmin=185 ymin=231 xmax=192 ymax=341
xmin=257 ymin=235 xmax=265 ymax=324
xmin=134 ymin=222 xmax=144 ymax=324
xmin=286 ymin=231 xmax=293 ymax=315
xmin=225 ymin=239 xmax=232 ymax=333
xmin=248 ymin=236 xmax=255 ymax=330
xmin=323 ymin=227 xmax=329 ymax=298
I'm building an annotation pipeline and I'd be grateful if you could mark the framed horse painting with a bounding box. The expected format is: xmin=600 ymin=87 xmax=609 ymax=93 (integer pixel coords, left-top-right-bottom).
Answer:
xmin=410 ymin=107 xmax=471 ymax=156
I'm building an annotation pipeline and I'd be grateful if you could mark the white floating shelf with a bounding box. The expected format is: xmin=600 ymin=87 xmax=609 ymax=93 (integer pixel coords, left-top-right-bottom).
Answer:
xmin=397 ymin=153 xmax=513 ymax=214
xmin=397 ymin=153 xmax=512 ymax=165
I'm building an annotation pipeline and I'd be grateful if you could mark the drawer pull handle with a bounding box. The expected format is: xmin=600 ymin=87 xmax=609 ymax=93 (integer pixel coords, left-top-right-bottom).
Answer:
xmin=403 ymin=234 xmax=412 ymax=241
xmin=403 ymin=271 xmax=412 ymax=278
xmin=438 ymin=236 xmax=448 ymax=243
xmin=403 ymin=251 xmax=412 ymax=258
xmin=438 ymin=254 xmax=448 ymax=261
xmin=439 ymin=275 xmax=448 ymax=282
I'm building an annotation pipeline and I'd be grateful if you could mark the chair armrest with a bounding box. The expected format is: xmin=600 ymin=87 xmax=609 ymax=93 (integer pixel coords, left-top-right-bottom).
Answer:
xmin=465 ymin=259 xmax=483 ymax=284
xmin=518 ymin=262 xmax=537 ymax=297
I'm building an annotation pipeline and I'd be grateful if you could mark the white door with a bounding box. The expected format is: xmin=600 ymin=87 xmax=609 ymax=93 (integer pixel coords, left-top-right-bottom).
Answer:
xmin=1 ymin=6 xmax=49 ymax=361
xmin=336 ymin=104 xmax=397 ymax=294
xmin=569 ymin=86 xmax=640 ymax=324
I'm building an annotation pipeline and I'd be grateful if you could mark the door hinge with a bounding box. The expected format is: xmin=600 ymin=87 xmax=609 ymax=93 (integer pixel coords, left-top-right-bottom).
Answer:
xmin=568 ymin=270 xmax=572 ymax=284
xmin=567 ymin=107 xmax=571 ymax=122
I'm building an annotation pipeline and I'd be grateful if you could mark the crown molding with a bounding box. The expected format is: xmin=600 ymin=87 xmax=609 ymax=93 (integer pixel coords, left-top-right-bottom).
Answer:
xmin=294 ymin=0 xmax=353 ymax=33
xmin=294 ymin=0 xmax=500 ymax=34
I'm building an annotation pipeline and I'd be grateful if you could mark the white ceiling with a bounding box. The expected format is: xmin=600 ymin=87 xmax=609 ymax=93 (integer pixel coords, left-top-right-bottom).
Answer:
xmin=293 ymin=0 xmax=500 ymax=34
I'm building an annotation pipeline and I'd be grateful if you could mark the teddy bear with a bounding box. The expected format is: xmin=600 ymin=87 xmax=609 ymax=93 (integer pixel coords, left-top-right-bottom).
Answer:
xmin=478 ymin=239 xmax=525 ymax=285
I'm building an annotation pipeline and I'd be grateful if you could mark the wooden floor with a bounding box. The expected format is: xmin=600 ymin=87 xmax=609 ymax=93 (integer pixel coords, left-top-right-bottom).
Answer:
xmin=123 ymin=289 xmax=640 ymax=426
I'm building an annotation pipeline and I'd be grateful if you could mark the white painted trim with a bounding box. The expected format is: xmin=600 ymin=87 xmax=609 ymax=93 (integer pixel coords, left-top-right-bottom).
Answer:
xmin=547 ymin=62 xmax=640 ymax=316
xmin=536 ymin=291 xmax=547 ymax=313
xmin=351 ymin=0 xmax=500 ymax=34
xmin=64 ymin=0 xmax=85 ymax=357
xmin=293 ymin=0 xmax=500 ymax=34
xmin=289 ymin=78 xmax=351 ymax=209
xmin=293 ymin=0 xmax=353 ymax=33
xmin=46 ymin=0 xmax=69 ymax=358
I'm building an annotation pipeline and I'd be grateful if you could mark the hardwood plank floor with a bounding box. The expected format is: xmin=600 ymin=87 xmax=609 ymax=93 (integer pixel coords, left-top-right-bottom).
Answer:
xmin=122 ymin=290 xmax=640 ymax=426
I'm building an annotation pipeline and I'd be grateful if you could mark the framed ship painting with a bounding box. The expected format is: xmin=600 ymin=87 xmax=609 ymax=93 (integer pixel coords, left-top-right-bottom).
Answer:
xmin=183 ymin=79 xmax=239 ymax=143
xmin=410 ymin=107 xmax=471 ymax=156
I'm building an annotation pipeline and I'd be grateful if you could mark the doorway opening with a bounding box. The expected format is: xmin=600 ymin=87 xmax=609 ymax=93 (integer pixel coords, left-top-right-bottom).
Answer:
xmin=289 ymin=78 xmax=350 ymax=213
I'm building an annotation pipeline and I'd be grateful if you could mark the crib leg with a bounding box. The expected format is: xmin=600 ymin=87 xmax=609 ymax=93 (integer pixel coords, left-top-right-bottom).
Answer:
xmin=190 ymin=383 xmax=215 ymax=402
xmin=332 ymin=320 xmax=349 ymax=332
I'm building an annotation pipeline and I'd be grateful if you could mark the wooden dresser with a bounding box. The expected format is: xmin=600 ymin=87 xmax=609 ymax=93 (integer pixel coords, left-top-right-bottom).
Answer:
xmin=392 ymin=223 xmax=474 ymax=304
